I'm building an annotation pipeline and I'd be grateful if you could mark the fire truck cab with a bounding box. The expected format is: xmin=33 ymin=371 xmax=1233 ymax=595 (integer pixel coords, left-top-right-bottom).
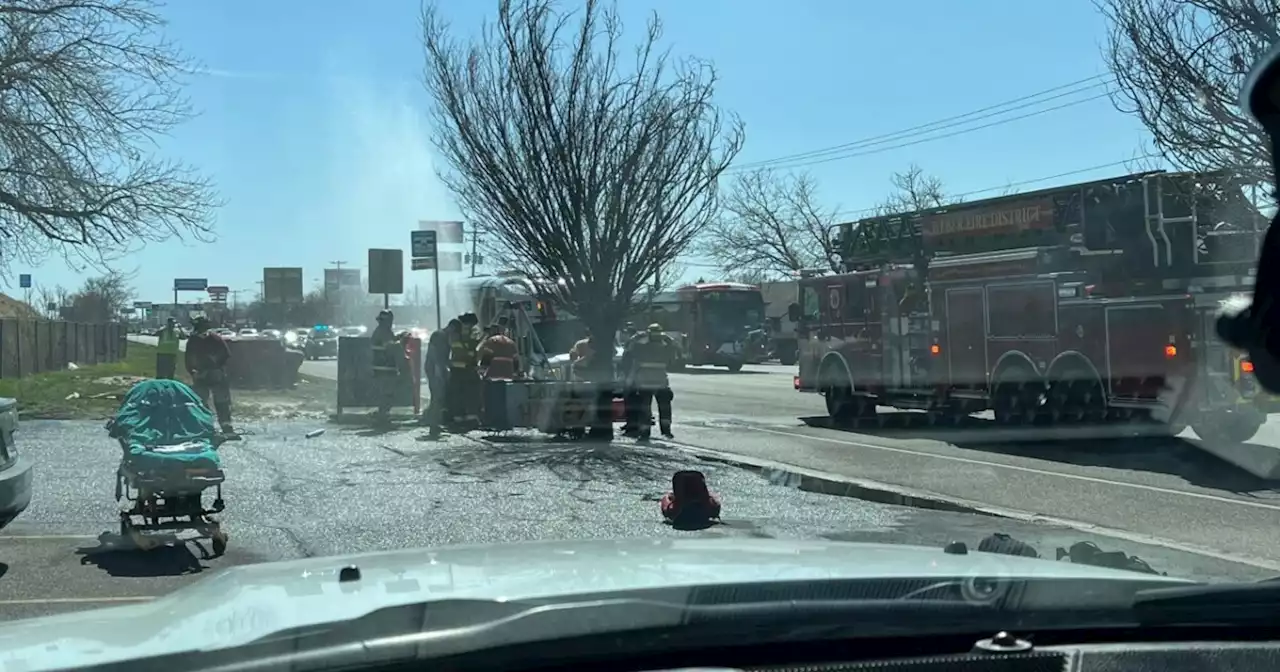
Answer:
xmin=791 ymin=169 xmax=1269 ymax=444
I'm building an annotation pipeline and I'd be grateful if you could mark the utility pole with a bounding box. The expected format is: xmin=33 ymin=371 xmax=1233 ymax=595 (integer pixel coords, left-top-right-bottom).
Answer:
xmin=469 ymin=227 xmax=481 ymax=277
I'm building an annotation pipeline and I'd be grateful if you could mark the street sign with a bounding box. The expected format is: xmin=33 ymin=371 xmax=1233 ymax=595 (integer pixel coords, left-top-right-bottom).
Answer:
xmin=133 ymin=301 xmax=153 ymax=309
xmin=18 ymin=274 xmax=30 ymax=289
xmin=411 ymin=230 xmax=437 ymax=259
xmin=367 ymin=249 xmax=404 ymax=295
xmin=262 ymin=267 xmax=304 ymax=304
xmin=174 ymin=278 xmax=207 ymax=291
xmin=419 ymin=220 xmax=464 ymax=244
xmin=411 ymin=251 xmax=463 ymax=271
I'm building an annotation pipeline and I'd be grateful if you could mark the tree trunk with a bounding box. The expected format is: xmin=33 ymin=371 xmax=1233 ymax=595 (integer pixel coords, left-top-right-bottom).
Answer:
xmin=585 ymin=317 xmax=621 ymax=439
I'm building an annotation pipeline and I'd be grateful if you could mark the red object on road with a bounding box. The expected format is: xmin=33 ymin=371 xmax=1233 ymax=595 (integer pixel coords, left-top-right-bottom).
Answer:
xmin=611 ymin=397 xmax=626 ymax=422
xmin=660 ymin=470 xmax=721 ymax=523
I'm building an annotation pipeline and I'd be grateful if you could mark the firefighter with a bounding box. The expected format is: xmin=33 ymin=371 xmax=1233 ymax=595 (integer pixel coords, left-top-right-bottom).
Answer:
xmin=422 ymin=320 xmax=457 ymax=438
xmin=370 ymin=310 xmax=400 ymax=420
xmin=478 ymin=323 xmax=520 ymax=380
xmin=155 ymin=317 xmax=181 ymax=379
xmin=625 ymin=323 xmax=677 ymax=439
xmin=185 ymin=315 xmax=236 ymax=435
xmin=447 ymin=315 xmax=481 ymax=427
xmin=569 ymin=328 xmax=593 ymax=381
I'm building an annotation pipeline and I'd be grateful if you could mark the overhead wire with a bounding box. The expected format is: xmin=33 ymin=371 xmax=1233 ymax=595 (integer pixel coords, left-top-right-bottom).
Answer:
xmin=727 ymin=74 xmax=1117 ymax=173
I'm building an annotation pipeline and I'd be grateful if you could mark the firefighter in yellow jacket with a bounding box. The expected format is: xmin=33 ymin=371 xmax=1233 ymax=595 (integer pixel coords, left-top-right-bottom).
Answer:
xmin=447 ymin=313 xmax=482 ymax=427
xmin=624 ymin=323 xmax=677 ymax=440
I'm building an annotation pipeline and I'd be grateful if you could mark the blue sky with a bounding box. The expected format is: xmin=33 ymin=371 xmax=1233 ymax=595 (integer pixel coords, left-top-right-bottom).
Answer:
xmin=17 ymin=0 xmax=1153 ymax=304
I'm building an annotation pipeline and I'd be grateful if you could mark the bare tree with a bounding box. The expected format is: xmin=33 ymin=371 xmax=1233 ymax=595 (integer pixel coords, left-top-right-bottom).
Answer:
xmin=421 ymin=0 xmax=743 ymax=359
xmin=64 ymin=271 xmax=132 ymax=322
xmin=701 ymin=168 xmax=840 ymax=277
xmin=876 ymin=164 xmax=951 ymax=214
xmin=0 ymin=0 xmax=219 ymax=273
xmin=1099 ymin=0 xmax=1279 ymax=184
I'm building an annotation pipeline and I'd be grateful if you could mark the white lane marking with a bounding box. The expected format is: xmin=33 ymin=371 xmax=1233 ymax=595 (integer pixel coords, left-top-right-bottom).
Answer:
xmin=0 ymin=597 xmax=154 ymax=606
xmin=746 ymin=425 xmax=1280 ymax=513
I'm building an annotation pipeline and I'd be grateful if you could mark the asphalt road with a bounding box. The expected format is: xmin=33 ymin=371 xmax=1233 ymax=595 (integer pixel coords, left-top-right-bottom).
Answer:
xmin=3 ymin=416 xmax=1268 ymax=625
xmin=288 ymin=351 xmax=1280 ymax=571
xmin=92 ymin=337 xmax=1280 ymax=592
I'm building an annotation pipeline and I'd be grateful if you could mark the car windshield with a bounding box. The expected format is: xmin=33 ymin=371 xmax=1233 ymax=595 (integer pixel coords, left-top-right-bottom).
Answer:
xmin=5 ymin=0 xmax=1278 ymax=646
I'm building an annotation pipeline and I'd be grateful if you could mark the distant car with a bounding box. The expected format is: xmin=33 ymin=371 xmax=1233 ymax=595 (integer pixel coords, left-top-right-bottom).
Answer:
xmin=0 ymin=398 xmax=32 ymax=530
xmin=260 ymin=329 xmax=283 ymax=341
xmin=237 ymin=329 xmax=258 ymax=338
xmin=305 ymin=326 xmax=339 ymax=360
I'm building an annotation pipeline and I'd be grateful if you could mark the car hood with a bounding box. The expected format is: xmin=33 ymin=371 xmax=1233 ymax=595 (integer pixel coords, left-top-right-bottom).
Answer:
xmin=0 ymin=537 xmax=1190 ymax=670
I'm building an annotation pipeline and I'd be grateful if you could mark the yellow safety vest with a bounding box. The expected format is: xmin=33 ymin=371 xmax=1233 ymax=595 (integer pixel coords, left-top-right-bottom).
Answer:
xmin=157 ymin=328 xmax=180 ymax=355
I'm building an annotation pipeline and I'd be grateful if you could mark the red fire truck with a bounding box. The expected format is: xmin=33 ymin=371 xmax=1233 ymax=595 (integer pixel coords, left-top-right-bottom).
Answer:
xmin=789 ymin=169 xmax=1269 ymax=444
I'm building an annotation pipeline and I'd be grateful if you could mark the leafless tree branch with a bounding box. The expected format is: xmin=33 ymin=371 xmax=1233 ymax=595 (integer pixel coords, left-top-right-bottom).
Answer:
xmin=1099 ymin=0 xmax=1278 ymax=185
xmin=420 ymin=0 xmax=743 ymax=344
xmin=875 ymin=164 xmax=952 ymax=214
xmin=0 ymin=0 xmax=219 ymax=272
xmin=701 ymin=168 xmax=840 ymax=277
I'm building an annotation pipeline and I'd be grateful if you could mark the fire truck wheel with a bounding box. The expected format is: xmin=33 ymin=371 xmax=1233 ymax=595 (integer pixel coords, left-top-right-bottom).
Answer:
xmin=1047 ymin=375 xmax=1106 ymax=426
xmin=993 ymin=379 xmax=1045 ymax=426
xmin=1192 ymin=408 xmax=1264 ymax=446
xmin=725 ymin=362 xmax=744 ymax=373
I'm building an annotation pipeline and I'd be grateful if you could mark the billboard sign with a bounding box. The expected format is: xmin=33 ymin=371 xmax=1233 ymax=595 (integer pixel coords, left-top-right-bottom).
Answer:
xmin=262 ymin=267 xmax=304 ymax=304
xmin=323 ymin=268 xmax=361 ymax=294
xmin=419 ymin=220 xmax=464 ymax=244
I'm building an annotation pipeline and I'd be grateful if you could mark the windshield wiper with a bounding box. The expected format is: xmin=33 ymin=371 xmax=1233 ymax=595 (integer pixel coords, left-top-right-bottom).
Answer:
xmin=1133 ymin=582 xmax=1280 ymax=625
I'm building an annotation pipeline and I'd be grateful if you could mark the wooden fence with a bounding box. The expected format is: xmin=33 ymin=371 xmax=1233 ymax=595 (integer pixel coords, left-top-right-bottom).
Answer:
xmin=0 ymin=320 xmax=129 ymax=379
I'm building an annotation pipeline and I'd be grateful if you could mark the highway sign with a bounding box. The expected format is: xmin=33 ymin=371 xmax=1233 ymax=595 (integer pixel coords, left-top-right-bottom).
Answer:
xmin=133 ymin=301 xmax=153 ymax=309
xmin=262 ymin=267 xmax=303 ymax=304
xmin=411 ymin=230 xmax=437 ymax=259
xmin=367 ymin=249 xmax=404 ymax=295
xmin=411 ymin=251 xmax=463 ymax=271
xmin=173 ymin=278 xmax=207 ymax=291
xmin=18 ymin=274 xmax=30 ymax=288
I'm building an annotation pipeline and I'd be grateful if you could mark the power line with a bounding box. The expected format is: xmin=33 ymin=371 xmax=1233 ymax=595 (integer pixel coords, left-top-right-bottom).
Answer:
xmin=729 ymin=92 xmax=1112 ymax=173
xmin=728 ymin=74 xmax=1115 ymax=173
xmin=829 ymin=154 xmax=1162 ymax=217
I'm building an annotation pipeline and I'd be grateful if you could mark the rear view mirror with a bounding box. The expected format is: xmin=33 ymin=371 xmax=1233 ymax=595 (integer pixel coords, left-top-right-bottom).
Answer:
xmin=787 ymin=302 xmax=802 ymax=322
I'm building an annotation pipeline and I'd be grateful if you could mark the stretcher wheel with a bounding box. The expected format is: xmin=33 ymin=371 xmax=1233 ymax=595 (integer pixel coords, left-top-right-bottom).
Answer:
xmin=211 ymin=528 xmax=228 ymax=556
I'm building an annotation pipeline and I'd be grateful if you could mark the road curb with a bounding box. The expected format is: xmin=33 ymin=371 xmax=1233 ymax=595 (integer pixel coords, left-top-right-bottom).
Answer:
xmin=662 ymin=440 xmax=1008 ymax=519
xmin=661 ymin=439 xmax=1280 ymax=572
